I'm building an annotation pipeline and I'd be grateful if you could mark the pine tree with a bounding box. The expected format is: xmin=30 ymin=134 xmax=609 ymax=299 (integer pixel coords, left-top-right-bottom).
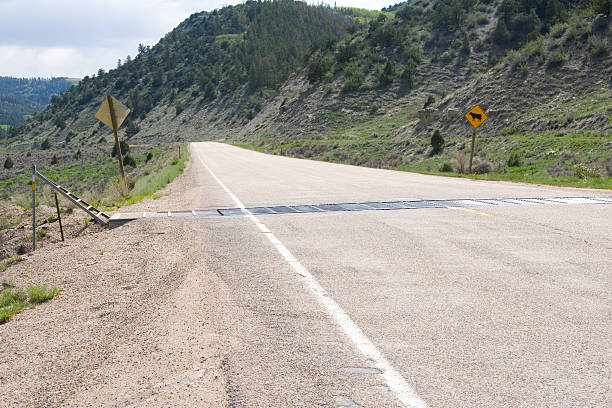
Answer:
xmin=431 ymin=129 xmax=444 ymax=155
xmin=3 ymin=156 xmax=13 ymax=169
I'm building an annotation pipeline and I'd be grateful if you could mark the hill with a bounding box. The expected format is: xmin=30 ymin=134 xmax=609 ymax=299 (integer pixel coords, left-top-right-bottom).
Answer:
xmin=0 ymin=77 xmax=74 ymax=127
xmin=2 ymin=0 xmax=611 ymax=201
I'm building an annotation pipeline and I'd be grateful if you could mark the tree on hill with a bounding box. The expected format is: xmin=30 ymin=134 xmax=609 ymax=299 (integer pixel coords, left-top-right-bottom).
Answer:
xmin=3 ymin=156 xmax=13 ymax=169
xmin=430 ymin=129 xmax=444 ymax=155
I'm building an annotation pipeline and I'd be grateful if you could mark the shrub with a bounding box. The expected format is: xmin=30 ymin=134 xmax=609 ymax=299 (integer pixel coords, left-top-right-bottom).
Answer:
xmin=423 ymin=95 xmax=435 ymax=108
xmin=507 ymin=151 xmax=522 ymax=167
xmin=593 ymin=0 xmax=612 ymax=16
xmin=549 ymin=23 xmax=568 ymax=38
xmin=342 ymin=62 xmax=364 ymax=92
xmin=3 ymin=156 xmax=13 ymax=169
xmin=477 ymin=14 xmax=489 ymax=26
xmin=472 ymin=157 xmax=494 ymax=174
xmin=440 ymin=162 xmax=453 ymax=172
xmin=51 ymin=155 xmax=58 ymax=165
xmin=146 ymin=152 xmax=153 ymax=162
xmin=111 ymin=140 xmax=130 ymax=157
xmin=430 ymin=129 xmax=444 ymax=155
xmin=370 ymin=103 xmax=379 ymax=114
xmin=125 ymin=120 xmax=140 ymax=137
xmin=307 ymin=56 xmax=333 ymax=83
xmin=175 ymin=104 xmax=184 ymax=116
xmin=41 ymin=138 xmax=51 ymax=150
xmin=377 ymin=61 xmax=396 ymax=86
xmin=123 ymin=155 xmax=136 ymax=167
xmin=451 ymin=152 xmax=468 ymax=174
xmin=548 ymin=52 xmax=566 ymax=67
xmin=401 ymin=61 xmax=417 ymax=88
xmin=588 ymin=35 xmax=609 ymax=56
xmin=574 ymin=164 xmax=600 ymax=179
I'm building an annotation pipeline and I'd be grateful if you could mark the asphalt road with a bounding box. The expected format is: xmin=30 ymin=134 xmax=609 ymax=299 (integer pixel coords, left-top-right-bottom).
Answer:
xmin=189 ymin=142 xmax=611 ymax=407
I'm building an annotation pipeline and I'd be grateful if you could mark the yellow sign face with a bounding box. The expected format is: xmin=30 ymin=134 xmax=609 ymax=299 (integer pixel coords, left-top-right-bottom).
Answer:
xmin=95 ymin=95 xmax=130 ymax=130
xmin=465 ymin=105 xmax=488 ymax=129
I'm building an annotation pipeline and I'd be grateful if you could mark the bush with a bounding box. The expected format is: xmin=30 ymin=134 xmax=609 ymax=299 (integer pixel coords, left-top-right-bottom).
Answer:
xmin=548 ymin=52 xmax=566 ymax=67
xmin=588 ymin=35 xmax=609 ymax=56
xmin=125 ymin=120 xmax=140 ymax=137
xmin=574 ymin=164 xmax=600 ymax=179
xmin=472 ymin=157 xmax=494 ymax=174
xmin=3 ymin=156 xmax=13 ymax=169
xmin=430 ymin=129 xmax=444 ymax=155
xmin=401 ymin=61 xmax=417 ymax=88
xmin=307 ymin=56 xmax=333 ymax=83
xmin=50 ymin=155 xmax=58 ymax=165
xmin=146 ymin=152 xmax=153 ymax=162
xmin=111 ymin=140 xmax=130 ymax=157
xmin=41 ymin=138 xmax=51 ymax=150
xmin=507 ymin=151 xmax=522 ymax=167
xmin=123 ymin=155 xmax=136 ymax=168
xmin=440 ymin=162 xmax=453 ymax=172
xmin=593 ymin=0 xmax=612 ymax=16
xmin=451 ymin=152 xmax=468 ymax=174
xmin=423 ymin=95 xmax=435 ymax=108
xmin=377 ymin=61 xmax=396 ymax=86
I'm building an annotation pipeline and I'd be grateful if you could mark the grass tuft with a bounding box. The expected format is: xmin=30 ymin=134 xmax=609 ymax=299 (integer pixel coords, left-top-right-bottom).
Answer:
xmin=0 ymin=284 xmax=60 ymax=324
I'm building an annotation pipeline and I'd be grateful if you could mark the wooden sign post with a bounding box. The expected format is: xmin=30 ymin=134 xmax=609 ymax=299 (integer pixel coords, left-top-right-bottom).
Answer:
xmin=464 ymin=105 xmax=488 ymax=173
xmin=96 ymin=95 xmax=131 ymax=189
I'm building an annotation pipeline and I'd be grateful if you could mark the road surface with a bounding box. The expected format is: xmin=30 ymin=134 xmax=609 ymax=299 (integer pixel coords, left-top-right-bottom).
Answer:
xmin=1 ymin=141 xmax=609 ymax=407
xmin=185 ymin=142 xmax=611 ymax=407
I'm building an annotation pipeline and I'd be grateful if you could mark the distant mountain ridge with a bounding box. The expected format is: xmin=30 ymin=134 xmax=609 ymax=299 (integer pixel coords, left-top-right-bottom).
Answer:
xmin=0 ymin=77 xmax=74 ymax=126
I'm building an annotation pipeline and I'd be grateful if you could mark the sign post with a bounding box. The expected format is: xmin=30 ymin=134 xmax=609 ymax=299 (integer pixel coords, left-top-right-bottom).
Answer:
xmin=96 ymin=95 xmax=131 ymax=189
xmin=464 ymin=105 xmax=488 ymax=173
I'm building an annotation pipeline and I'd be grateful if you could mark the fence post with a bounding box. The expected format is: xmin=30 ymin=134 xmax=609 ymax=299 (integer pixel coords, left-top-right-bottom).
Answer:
xmin=54 ymin=192 xmax=64 ymax=242
xmin=32 ymin=164 xmax=36 ymax=251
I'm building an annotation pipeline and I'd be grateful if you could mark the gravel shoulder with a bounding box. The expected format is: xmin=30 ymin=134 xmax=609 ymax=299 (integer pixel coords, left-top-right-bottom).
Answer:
xmin=0 ymin=152 xmax=229 ymax=407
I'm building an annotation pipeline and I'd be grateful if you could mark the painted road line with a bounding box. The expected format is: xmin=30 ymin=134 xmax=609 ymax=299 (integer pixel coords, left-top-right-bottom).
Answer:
xmin=197 ymin=151 xmax=427 ymax=408
xmin=352 ymin=183 xmax=373 ymax=189
xmin=446 ymin=206 xmax=492 ymax=217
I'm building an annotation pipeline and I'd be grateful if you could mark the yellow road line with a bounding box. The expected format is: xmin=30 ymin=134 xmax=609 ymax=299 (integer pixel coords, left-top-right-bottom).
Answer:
xmin=352 ymin=183 xmax=372 ymax=189
xmin=446 ymin=206 xmax=492 ymax=217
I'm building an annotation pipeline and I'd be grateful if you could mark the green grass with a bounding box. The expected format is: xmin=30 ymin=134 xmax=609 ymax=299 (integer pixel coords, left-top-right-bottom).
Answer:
xmin=234 ymin=142 xmax=267 ymax=153
xmin=0 ymin=284 xmax=59 ymax=324
xmin=395 ymin=164 xmax=612 ymax=189
xmin=109 ymin=144 xmax=190 ymax=207
xmin=0 ymin=255 xmax=21 ymax=272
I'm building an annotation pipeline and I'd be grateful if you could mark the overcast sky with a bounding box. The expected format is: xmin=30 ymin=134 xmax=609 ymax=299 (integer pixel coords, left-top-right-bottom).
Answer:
xmin=0 ymin=0 xmax=395 ymax=78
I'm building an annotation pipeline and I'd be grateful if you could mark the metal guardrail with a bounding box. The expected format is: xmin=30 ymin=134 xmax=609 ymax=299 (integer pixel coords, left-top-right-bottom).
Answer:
xmin=34 ymin=168 xmax=110 ymax=226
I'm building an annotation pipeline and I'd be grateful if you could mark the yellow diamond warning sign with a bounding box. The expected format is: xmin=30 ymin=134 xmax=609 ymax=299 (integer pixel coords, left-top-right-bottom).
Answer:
xmin=465 ymin=105 xmax=488 ymax=129
xmin=96 ymin=95 xmax=130 ymax=130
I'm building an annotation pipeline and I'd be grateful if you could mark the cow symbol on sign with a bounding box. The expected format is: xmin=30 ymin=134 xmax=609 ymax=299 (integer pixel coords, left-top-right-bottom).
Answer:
xmin=469 ymin=112 xmax=482 ymax=121
xmin=465 ymin=105 xmax=488 ymax=129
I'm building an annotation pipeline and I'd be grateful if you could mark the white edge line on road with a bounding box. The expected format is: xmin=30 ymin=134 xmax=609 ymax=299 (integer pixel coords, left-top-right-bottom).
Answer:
xmin=197 ymin=151 xmax=428 ymax=408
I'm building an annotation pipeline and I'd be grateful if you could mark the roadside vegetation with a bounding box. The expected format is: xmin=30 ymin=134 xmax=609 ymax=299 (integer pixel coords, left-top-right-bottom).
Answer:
xmin=0 ymin=281 xmax=59 ymax=324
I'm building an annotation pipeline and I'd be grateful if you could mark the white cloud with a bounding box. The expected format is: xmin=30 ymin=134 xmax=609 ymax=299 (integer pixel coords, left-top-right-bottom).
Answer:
xmin=0 ymin=0 xmax=396 ymax=78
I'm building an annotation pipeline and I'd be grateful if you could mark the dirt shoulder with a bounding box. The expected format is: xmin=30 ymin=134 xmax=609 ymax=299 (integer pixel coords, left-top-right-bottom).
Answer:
xmin=0 ymin=156 xmax=229 ymax=407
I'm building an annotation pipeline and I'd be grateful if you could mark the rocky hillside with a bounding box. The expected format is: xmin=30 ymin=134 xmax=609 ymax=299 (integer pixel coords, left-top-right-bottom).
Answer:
xmin=2 ymin=0 xmax=611 ymax=197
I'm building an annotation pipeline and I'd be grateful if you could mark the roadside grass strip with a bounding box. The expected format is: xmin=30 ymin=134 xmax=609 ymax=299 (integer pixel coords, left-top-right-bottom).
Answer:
xmin=0 ymin=284 xmax=59 ymax=324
